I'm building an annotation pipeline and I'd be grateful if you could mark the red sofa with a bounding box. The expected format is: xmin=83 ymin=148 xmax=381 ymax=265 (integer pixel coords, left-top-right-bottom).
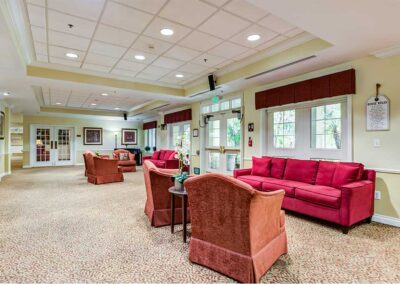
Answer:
xmin=234 ymin=157 xmax=376 ymax=233
xmin=142 ymin=150 xmax=179 ymax=169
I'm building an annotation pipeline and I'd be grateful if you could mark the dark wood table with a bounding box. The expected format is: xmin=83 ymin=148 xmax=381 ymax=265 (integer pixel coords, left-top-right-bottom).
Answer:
xmin=168 ymin=186 xmax=188 ymax=243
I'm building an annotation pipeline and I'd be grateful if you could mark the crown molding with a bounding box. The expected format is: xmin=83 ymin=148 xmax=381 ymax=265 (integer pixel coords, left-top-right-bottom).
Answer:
xmin=370 ymin=44 xmax=400 ymax=59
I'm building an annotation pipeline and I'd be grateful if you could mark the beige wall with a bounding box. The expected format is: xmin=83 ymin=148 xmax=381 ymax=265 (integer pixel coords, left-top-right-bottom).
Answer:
xmin=0 ymin=103 xmax=11 ymax=180
xmin=23 ymin=115 xmax=143 ymax=166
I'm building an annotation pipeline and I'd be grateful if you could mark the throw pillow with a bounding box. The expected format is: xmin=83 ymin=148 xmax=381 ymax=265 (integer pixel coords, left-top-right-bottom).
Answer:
xmin=151 ymin=151 xmax=160 ymax=160
xmin=331 ymin=164 xmax=359 ymax=188
xmin=251 ymin=156 xmax=271 ymax=177
xmin=119 ymin=152 xmax=129 ymax=161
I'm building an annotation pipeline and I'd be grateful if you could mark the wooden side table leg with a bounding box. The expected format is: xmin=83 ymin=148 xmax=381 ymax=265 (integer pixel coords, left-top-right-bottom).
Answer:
xmin=182 ymin=196 xmax=187 ymax=243
xmin=171 ymin=194 xmax=175 ymax=234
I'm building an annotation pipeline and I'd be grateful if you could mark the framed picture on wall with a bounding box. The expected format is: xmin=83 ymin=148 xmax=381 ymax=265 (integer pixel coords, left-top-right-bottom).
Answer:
xmin=122 ymin=128 xmax=137 ymax=145
xmin=83 ymin=127 xmax=102 ymax=145
xmin=193 ymin=128 xmax=199 ymax=137
xmin=0 ymin=111 xmax=5 ymax=140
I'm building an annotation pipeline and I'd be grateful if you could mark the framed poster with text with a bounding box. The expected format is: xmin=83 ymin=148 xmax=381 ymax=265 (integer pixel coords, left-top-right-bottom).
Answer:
xmin=366 ymin=95 xmax=389 ymax=131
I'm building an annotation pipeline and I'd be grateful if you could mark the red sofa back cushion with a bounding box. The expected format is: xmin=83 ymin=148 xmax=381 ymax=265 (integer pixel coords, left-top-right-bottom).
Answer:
xmin=283 ymin=159 xmax=319 ymax=184
xmin=151 ymin=151 xmax=160 ymax=160
xmin=251 ymin=156 xmax=271 ymax=177
xmin=167 ymin=151 xmax=177 ymax=160
xmin=315 ymin=161 xmax=337 ymax=186
xmin=341 ymin=162 xmax=364 ymax=180
xmin=332 ymin=164 xmax=359 ymax=188
xmin=263 ymin=156 xmax=287 ymax=179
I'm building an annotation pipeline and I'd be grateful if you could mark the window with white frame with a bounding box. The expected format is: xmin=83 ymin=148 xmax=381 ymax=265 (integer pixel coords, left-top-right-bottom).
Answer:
xmin=201 ymin=97 xmax=241 ymax=114
xmin=144 ymin=128 xmax=156 ymax=148
xmin=169 ymin=122 xmax=190 ymax=149
xmin=266 ymin=96 xmax=350 ymax=161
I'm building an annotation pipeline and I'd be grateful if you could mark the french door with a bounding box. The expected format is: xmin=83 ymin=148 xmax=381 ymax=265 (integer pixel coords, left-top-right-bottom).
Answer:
xmin=205 ymin=113 xmax=241 ymax=175
xmin=32 ymin=125 xmax=74 ymax=167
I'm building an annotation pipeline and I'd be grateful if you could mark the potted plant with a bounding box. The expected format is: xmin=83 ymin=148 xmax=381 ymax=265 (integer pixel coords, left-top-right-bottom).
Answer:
xmin=144 ymin=145 xmax=151 ymax=154
xmin=173 ymin=135 xmax=190 ymax=191
xmin=152 ymin=146 xmax=157 ymax=152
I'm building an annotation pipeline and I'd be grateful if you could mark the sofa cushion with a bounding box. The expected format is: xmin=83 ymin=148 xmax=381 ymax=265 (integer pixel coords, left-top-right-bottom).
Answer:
xmin=296 ymin=185 xmax=341 ymax=209
xmin=341 ymin=162 xmax=364 ymax=180
xmin=263 ymin=156 xmax=287 ymax=179
xmin=283 ymin=159 xmax=319 ymax=184
xmin=158 ymin=150 xmax=167 ymax=160
xmin=168 ymin=151 xmax=177 ymax=160
xmin=237 ymin=175 xmax=263 ymax=189
xmin=118 ymin=160 xmax=135 ymax=166
xmin=315 ymin=161 xmax=337 ymax=186
xmin=261 ymin=178 xmax=310 ymax=197
xmin=152 ymin=160 xmax=166 ymax=168
xmin=151 ymin=151 xmax=160 ymax=160
xmin=251 ymin=156 xmax=271 ymax=177
xmin=331 ymin=164 xmax=359 ymax=188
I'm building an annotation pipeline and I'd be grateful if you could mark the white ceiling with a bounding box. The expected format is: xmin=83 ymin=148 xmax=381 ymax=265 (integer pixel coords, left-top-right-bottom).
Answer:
xmin=25 ymin=0 xmax=306 ymax=85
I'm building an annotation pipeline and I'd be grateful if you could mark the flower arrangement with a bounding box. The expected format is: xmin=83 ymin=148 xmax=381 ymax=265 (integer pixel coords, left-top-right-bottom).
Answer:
xmin=95 ymin=151 xmax=100 ymax=157
xmin=174 ymin=134 xmax=190 ymax=190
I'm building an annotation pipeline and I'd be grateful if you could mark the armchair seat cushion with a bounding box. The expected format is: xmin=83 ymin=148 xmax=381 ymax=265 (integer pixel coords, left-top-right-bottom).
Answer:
xmin=262 ymin=179 xmax=309 ymax=197
xmin=296 ymin=185 xmax=341 ymax=209
xmin=118 ymin=160 xmax=136 ymax=166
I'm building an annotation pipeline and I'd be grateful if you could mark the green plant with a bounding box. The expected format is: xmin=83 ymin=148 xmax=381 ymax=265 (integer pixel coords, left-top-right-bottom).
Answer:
xmin=152 ymin=146 xmax=157 ymax=151
xmin=95 ymin=151 xmax=100 ymax=157
xmin=144 ymin=146 xmax=151 ymax=152
xmin=175 ymin=172 xmax=188 ymax=183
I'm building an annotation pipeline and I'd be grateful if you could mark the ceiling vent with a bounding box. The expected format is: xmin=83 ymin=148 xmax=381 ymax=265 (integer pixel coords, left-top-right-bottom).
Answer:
xmin=245 ymin=55 xmax=316 ymax=80
xmin=189 ymin=86 xmax=222 ymax=98
xmin=150 ymin=103 xmax=170 ymax=111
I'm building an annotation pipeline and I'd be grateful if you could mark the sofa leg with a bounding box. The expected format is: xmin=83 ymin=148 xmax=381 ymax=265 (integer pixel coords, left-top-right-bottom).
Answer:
xmin=366 ymin=217 xmax=372 ymax=223
xmin=342 ymin=227 xmax=349 ymax=234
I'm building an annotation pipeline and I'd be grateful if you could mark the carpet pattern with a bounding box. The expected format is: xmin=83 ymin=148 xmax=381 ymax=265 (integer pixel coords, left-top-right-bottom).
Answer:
xmin=0 ymin=166 xmax=399 ymax=283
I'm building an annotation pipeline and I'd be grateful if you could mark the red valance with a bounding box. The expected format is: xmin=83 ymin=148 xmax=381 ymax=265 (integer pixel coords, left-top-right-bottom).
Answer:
xmin=255 ymin=69 xmax=356 ymax=110
xmin=164 ymin=109 xmax=192 ymax=124
xmin=143 ymin=121 xmax=157 ymax=130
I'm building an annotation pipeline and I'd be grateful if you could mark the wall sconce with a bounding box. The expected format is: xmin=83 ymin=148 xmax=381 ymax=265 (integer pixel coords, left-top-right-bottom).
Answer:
xmin=199 ymin=114 xmax=214 ymax=128
xmin=159 ymin=123 xmax=167 ymax=130
xmin=232 ymin=109 xmax=243 ymax=121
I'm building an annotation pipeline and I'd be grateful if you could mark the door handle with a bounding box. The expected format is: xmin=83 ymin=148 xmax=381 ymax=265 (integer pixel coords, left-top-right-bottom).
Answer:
xmin=51 ymin=141 xmax=54 ymax=149
xmin=54 ymin=141 xmax=58 ymax=149
xmin=219 ymin=146 xmax=225 ymax=154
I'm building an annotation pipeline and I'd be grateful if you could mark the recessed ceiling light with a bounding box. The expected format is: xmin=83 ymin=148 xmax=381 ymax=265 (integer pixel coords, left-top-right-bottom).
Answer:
xmin=65 ymin=52 xmax=78 ymax=59
xmin=91 ymin=103 xmax=97 ymax=106
xmin=3 ymin=92 xmax=10 ymax=96
xmin=160 ymin=28 xmax=174 ymax=36
xmin=247 ymin=34 xmax=261 ymax=41
xmin=101 ymin=93 xmax=108 ymax=96
xmin=175 ymin=74 xmax=184 ymax=78
xmin=56 ymin=102 xmax=62 ymax=105
xmin=134 ymin=55 xmax=146 ymax=60
xmin=114 ymin=107 xmax=120 ymax=110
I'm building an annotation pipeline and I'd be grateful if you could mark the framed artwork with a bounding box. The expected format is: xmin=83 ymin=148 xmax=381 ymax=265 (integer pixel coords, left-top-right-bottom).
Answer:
xmin=83 ymin=127 xmax=102 ymax=145
xmin=0 ymin=111 xmax=5 ymax=140
xmin=193 ymin=128 xmax=199 ymax=137
xmin=122 ymin=128 xmax=137 ymax=145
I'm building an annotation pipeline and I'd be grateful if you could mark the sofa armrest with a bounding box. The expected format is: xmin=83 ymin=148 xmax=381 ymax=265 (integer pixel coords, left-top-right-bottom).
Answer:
xmin=165 ymin=159 xmax=179 ymax=169
xmin=233 ymin=168 xmax=252 ymax=178
xmin=342 ymin=180 xmax=373 ymax=190
xmin=128 ymin=152 xmax=135 ymax=161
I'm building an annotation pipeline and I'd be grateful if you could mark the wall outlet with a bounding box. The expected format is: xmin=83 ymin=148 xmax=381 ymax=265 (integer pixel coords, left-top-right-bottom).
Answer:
xmin=375 ymin=191 xmax=381 ymax=200
xmin=373 ymin=138 xmax=381 ymax=148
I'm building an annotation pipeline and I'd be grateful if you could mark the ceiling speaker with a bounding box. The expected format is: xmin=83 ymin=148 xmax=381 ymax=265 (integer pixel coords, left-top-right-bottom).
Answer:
xmin=123 ymin=113 xmax=127 ymax=120
xmin=208 ymin=74 xmax=216 ymax=91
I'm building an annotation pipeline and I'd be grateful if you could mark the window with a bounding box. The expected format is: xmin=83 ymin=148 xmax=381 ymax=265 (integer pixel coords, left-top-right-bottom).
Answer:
xmin=207 ymin=120 xmax=220 ymax=147
xmin=227 ymin=117 xmax=240 ymax=147
xmin=231 ymin=98 xmax=241 ymax=109
xmin=273 ymin=110 xmax=295 ymax=148
xmin=144 ymin=128 xmax=156 ymax=148
xmin=311 ymin=103 xmax=341 ymax=149
xmin=169 ymin=122 xmax=191 ymax=149
xmin=201 ymin=97 xmax=242 ymax=114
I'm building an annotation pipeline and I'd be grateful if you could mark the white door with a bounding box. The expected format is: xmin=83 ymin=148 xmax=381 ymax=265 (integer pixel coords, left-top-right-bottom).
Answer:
xmin=32 ymin=126 xmax=74 ymax=167
xmin=205 ymin=113 xmax=241 ymax=175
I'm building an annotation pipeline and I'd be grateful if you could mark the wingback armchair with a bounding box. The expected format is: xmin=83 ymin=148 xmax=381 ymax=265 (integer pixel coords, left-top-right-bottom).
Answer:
xmin=184 ymin=173 xmax=287 ymax=283
xmin=113 ymin=149 xmax=136 ymax=172
xmin=84 ymin=152 xmax=124 ymax=185
xmin=143 ymin=160 xmax=188 ymax=227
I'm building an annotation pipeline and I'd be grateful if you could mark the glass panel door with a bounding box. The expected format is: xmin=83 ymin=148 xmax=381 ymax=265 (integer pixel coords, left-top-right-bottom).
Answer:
xmin=55 ymin=127 xmax=73 ymax=166
xmin=35 ymin=127 xmax=52 ymax=166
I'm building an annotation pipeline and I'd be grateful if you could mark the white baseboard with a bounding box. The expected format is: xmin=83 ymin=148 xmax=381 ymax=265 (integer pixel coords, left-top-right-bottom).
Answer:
xmin=372 ymin=214 xmax=400 ymax=227
xmin=75 ymin=163 xmax=84 ymax=166
xmin=22 ymin=165 xmax=32 ymax=169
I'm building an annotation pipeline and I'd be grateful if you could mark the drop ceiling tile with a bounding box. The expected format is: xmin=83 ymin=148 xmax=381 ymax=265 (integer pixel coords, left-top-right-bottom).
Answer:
xmin=255 ymin=35 xmax=288 ymax=51
xmin=136 ymin=72 xmax=164 ymax=81
xmin=208 ymin=42 xmax=249 ymax=58
xmin=27 ymin=4 xmax=46 ymax=27
xmin=131 ymin=35 xmax=172 ymax=55
xmin=112 ymin=68 xmax=138 ymax=77
xmin=36 ymin=54 xmax=48 ymax=62
xmin=164 ymin=45 xmax=201 ymax=61
xmin=123 ymin=49 xmax=158 ymax=64
xmin=235 ymin=49 xmax=258 ymax=61
xmin=215 ymin=59 xmax=234 ymax=69
xmin=143 ymin=18 xmax=192 ymax=43
xmin=101 ymin=1 xmax=153 ymax=33
xmin=94 ymin=24 xmax=138 ymax=48
xmin=285 ymin=28 xmax=304 ymax=37
xmin=258 ymin=14 xmax=295 ymax=34
xmin=201 ymin=0 xmax=229 ymax=7
xmin=159 ymin=0 xmax=216 ymax=28
xmin=26 ymin=0 xmax=45 ymax=6
xmin=115 ymin=60 xmax=147 ymax=72
xmin=82 ymin=63 xmax=111 ymax=73
xmin=141 ymin=65 xmax=171 ymax=76
xmin=49 ymin=45 xmax=85 ymax=60
xmin=47 ymin=0 xmax=105 ymax=21
xmin=50 ymin=56 xmax=81 ymax=67
xmin=159 ymin=72 xmax=193 ymax=84
xmin=229 ymin=24 xmax=278 ymax=48
xmin=48 ymin=30 xmax=90 ymax=51
xmin=152 ymin=56 xmax=185 ymax=69
xmin=85 ymin=53 xmax=119 ymax=67
xmin=89 ymin=41 xmax=127 ymax=58
xmin=31 ymin=26 xmax=46 ymax=43
xmin=192 ymin=53 xmax=227 ymax=67
xmin=177 ymin=62 xmax=209 ymax=74
xmin=223 ymin=0 xmax=269 ymax=22
xmin=198 ymin=11 xmax=251 ymax=39
xmin=179 ymin=31 xmax=222 ymax=52
xmin=47 ymin=10 xmax=97 ymax=38
xmin=34 ymin=41 xmax=48 ymax=55
xmin=112 ymin=0 xmax=167 ymax=14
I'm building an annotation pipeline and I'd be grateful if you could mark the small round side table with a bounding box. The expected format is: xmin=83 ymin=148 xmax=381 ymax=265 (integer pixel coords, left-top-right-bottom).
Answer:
xmin=168 ymin=187 xmax=188 ymax=243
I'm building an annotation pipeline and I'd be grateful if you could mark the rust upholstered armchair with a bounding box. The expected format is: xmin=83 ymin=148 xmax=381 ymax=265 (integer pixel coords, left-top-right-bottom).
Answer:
xmin=143 ymin=160 xmax=188 ymax=227
xmin=184 ymin=173 xmax=287 ymax=283
xmin=113 ymin=149 xmax=136 ymax=172
xmin=84 ymin=152 xmax=124 ymax=185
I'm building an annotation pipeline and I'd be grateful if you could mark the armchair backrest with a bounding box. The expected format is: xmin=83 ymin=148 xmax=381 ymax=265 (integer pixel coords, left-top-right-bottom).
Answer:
xmin=84 ymin=152 xmax=95 ymax=175
xmin=83 ymin=151 xmax=94 ymax=171
xmin=113 ymin=149 xmax=135 ymax=160
xmin=93 ymin=157 xmax=119 ymax=175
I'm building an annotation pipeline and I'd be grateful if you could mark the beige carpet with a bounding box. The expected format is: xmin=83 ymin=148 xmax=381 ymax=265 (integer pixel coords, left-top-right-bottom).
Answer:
xmin=0 ymin=166 xmax=399 ymax=283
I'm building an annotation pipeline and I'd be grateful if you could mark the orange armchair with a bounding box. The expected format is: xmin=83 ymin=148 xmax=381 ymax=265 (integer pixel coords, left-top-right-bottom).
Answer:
xmin=113 ymin=149 xmax=136 ymax=172
xmin=143 ymin=160 xmax=188 ymax=227
xmin=184 ymin=173 xmax=287 ymax=283
xmin=84 ymin=152 xmax=124 ymax=185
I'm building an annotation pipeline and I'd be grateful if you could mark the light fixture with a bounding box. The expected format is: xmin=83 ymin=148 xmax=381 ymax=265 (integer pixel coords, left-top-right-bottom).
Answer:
xmin=91 ymin=103 xmax=97 ymax=106
xmin=114 ymin=107 xmax=120 ymax=110
xmin=101 ymin=93 xmax=108 ymax=96
xmin=160 ymin=28 xmax=174 ymax=36
xmin=56 ymin=102 xmax=62 ymax=105
xmin=65 ymin=52 xmax=78 ymax=59
xmin=3 ymin=92 xmax=10 ymax=96
xmin=175 ymin=74 xmax=184 ymax=78
xmin=247 ymin=34 xmax=261 ymax=41
xmin=134 ymin=54 xmax=146 ymax=60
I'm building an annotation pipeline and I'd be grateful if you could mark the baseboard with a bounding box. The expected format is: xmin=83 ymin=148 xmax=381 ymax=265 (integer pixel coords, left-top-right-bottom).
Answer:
xmin=0 ymin=171 xmax=11 ymax=181
xmin=22 ymin=165 xmax=32 ymax=169
xmin=75 ymin=163 xmax=84 ymax=166
xmin=372 ymin=214 xmax=400 ymax=227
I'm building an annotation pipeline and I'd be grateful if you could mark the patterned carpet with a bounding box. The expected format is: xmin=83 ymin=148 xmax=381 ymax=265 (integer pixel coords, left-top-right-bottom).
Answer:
xmin=0 ymin=166 xmax=399 ymax=283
